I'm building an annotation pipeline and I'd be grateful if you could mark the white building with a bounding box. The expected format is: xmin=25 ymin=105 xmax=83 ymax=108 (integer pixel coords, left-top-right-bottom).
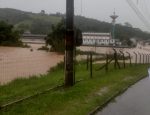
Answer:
xmin=82 ymin=32 xmax=116 ymax=46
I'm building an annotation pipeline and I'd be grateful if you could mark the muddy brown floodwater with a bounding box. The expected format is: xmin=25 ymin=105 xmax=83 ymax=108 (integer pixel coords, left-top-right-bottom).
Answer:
xmin=96 ymin=77 xmax=150 ymax=115
xmin=1 ymin=43 xmax=150 ymax=85
xmin=0 ymin=44 xmax=63 ymax=84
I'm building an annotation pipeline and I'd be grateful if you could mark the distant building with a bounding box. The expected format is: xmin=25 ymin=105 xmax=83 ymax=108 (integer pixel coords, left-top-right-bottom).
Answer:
xmin=82 ymin=32 xmax=117 ymax=46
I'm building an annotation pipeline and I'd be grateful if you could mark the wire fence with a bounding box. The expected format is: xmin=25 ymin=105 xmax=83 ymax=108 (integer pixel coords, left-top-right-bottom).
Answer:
xmin=74 ymin=47 xmax=150 ymax=80
xmin=0 ymin=46 xmax=150 ymax=109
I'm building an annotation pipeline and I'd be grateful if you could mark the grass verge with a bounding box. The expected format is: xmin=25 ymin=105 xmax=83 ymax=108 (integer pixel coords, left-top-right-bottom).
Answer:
xmin=0 ymin=63 xmax=148 ymax=115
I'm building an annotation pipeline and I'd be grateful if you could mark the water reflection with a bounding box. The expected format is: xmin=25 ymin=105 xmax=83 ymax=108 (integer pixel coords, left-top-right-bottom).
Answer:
xmin=0 ymin=44 xmax=63 ymax=84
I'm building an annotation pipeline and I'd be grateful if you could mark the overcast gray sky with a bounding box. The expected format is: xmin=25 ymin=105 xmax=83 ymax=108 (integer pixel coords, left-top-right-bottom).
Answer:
xmin=0 ymin=0 xmax=150 ymax=32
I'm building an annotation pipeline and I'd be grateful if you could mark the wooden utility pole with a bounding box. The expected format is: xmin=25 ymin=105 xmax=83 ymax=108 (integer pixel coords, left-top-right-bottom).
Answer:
xmin=65 ymin=0 xmax=74 ymax=87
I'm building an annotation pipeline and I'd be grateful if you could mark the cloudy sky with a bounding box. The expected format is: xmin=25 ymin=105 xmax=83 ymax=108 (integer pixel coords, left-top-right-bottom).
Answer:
xmin=0 ymin=0 xmax=150 ymax=32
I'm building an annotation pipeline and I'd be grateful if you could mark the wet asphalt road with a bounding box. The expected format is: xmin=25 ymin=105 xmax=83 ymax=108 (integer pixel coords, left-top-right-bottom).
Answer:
xmin=96 ymin=77 xmax=150 ymax=115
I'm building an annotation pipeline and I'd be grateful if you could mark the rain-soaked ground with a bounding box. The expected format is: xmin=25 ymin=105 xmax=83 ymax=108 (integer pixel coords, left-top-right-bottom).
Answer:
xmin=96 ymin=77 xmax=150 ymax=115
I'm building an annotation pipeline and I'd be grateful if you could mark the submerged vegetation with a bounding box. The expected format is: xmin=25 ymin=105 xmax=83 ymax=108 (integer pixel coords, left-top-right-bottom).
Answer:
xmin=45 ymin=20 xmax=65 ymax=52
xmin=45 ymin=19 xmax=82 ymax=52
xmin=0 ymin=21 xmax=23 ymax=47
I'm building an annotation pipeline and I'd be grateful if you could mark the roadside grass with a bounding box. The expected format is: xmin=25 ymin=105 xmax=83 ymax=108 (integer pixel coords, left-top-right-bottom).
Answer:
xmin=0 ymin=62 xmax=148 ymax=115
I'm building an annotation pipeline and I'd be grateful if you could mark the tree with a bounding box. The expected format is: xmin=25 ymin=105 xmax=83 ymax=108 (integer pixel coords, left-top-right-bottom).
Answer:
xmin=124 ymin=22 xmax=133 ymax=28
xmin=30 ymin=19 xmax=52 ymax=34
xmin=46 ymin=19 xmax=82 ymax=52
xmin=16 ymin=23 xmax=30 ymax=34
xmin=0 ymin=21 xmax=22 ymax=46
xmin=40 ymin=10 xmax=46 ymax=15
xmin=46 ymin=20 xmax=65 ymax=52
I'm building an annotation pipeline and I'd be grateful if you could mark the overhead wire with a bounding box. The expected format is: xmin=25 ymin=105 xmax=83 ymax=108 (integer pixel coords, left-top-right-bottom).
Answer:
xmin=80 ymin=0 xmax=83 ymax=16
xmin=126 ymin=0 xmax=150 ymax=30
xmin=74 ymin=0 xmax=83 ymax=16
xmin=142 ymin=0 xmax=150 ymax=19
xmin=134 ymin=0 xmax=150 ymax=26
xmin=136 ymin=0 xmax=149 ymax=20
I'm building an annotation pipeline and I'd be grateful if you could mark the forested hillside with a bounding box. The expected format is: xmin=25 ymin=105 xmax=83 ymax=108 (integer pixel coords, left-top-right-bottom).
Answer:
xmin=0 ymin=8 xmax=150 ymax=41
xmin=0 ymin=8 xmax=61 ymax=34
xmin=74 ymin=16 xmax=150 ymax=41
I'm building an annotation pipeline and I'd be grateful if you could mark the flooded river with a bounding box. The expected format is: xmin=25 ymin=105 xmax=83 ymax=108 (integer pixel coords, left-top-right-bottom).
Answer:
xmin=1 ymin=42 xmax=150 ymax=85
xmin=96 ymin=77 xmax=150 ymax=115
xmin=0 ymin=44 xmax=63 ymax=84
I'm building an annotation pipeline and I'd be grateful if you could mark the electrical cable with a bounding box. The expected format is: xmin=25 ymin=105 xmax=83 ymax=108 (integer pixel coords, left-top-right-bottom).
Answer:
xmin=126 ymin=0 xmax=150 ymax=30
xmin=80 ymin=0 xmax=83 ymax=16
xmin=142 ymin=0 xmax=150 ymax=19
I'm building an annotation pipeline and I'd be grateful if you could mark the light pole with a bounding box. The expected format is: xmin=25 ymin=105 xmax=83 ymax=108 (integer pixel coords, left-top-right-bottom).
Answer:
xmin=65 ymin=0 xmax=74 ymax=87
xmin=110 ymin=11 xmax=118 ymax=40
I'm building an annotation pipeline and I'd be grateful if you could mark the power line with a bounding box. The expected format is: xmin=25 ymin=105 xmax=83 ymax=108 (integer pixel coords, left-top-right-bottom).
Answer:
xmin=141 ymin=0 xmax=150 ymax=19
xmin=80 ymin=0 xmax=83 ymax=15
xmin=126 ymin=0 xmax=150 ymax=30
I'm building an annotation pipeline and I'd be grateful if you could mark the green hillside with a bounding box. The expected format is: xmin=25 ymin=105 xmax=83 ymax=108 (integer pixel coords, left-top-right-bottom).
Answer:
xmin=0 ymin=8 xmax=150 ymax=41
xmin=0 ymin=8 xmax=61 ymax=34
xmin=74 ymin=16 xmax=150 ymax=41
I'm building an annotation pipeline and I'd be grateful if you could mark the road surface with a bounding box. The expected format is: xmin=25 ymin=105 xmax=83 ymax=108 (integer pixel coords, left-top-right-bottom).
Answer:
xmin=96 ymin=77 xmax=150 ymax=115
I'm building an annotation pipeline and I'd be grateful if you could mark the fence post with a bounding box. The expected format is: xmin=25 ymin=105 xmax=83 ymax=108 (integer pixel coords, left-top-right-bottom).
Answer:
xmin=87 ymin=54 xmax=89 ymax=70
xmin=148 ymin=54 xmax=149 ymax=64
xmin=147 ymin=54 xmax=148 ymax=64
xmin=146 ymin=54 xmax=147 ymax=64
xmin=74 ymin=47 xmax=76 ymax=84
xmin=147 ymin=54 xmax=149 ymax=64
xmin=149 ymin=54 xmax=150 ymax=64
xmin=133 ymin=52 xmax=137 ymax=65
xmin=90 ymin=53 xmax=93 ymax=78
xmin=64 ymin=56 xmax=65 ymax=71
xmin=113 ymin=49 xmax=120 ymax=69
xmin=126 ymin=52 xmax=132 ymax=66
xmin=120 ymin=51 xmax=125 ymax=68
xmin=142 ymin=54 xmax=145 ymax=64
xmin=138 ymin=53 xmax=141 ymax=64
xmin=105 ymin=54 xmax=108 ymax=72
xmin=113 ymin=49 xmax=117 ymax=69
